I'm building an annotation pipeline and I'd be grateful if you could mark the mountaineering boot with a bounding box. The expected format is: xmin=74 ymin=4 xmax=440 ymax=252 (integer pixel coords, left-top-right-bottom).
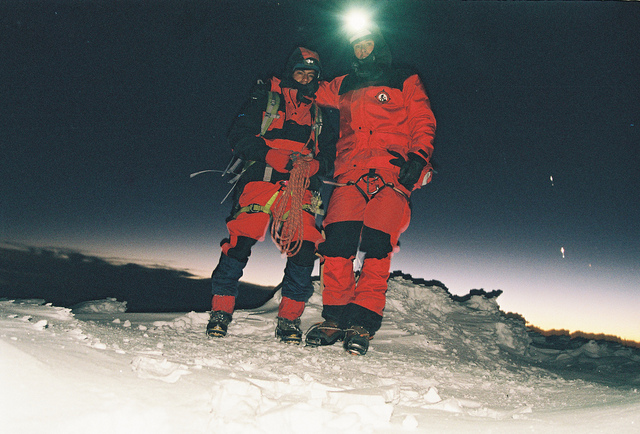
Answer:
xmin=343 ymin=326 xmax=371 ymax=356
xmin=305 ymin=320 xmax=344 ymax=347
xmin=206 ymin=310 xmax=233 ymax=338
xmin=275 ymin=317 xmax=303 ymax=344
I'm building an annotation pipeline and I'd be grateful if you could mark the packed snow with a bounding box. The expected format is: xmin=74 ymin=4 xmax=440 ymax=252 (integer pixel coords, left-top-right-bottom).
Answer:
xmin=1 ymin=275 xmax=639 ymax=433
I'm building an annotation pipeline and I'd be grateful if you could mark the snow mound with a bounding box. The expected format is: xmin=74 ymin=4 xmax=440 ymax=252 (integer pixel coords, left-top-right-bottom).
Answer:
xmin=1 ymin=274 xmax=639 ymax=433
xmin=72 ymin=297 xmax=127 ymax=313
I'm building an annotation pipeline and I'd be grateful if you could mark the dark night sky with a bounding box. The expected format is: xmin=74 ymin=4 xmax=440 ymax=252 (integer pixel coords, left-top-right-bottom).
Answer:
xmin=1 ymin=1 xmax=639 ymax=341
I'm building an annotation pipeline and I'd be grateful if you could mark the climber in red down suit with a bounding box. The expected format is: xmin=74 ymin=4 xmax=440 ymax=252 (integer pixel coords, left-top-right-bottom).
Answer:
xmin=305 ymin=26 xmax=436 ymax=355
xmin=207 ymin=47 xmax=335 ymax=343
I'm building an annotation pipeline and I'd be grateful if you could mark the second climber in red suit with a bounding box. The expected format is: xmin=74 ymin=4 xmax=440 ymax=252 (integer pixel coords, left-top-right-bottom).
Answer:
xmin=207 ymin=47 xmax=336 ymax=343
xmin=305 ymin=26 xmax=436 ymax=355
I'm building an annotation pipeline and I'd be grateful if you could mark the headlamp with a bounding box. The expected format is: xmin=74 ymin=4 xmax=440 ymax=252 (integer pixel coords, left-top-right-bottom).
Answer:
xmin=344 ymin=9 xmax=374 ymax=44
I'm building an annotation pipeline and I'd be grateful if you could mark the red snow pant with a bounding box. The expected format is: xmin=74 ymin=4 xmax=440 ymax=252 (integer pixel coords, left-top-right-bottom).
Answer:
xmin=319 ymin=172 xmax=411 ymax=325
xmin=221 ymin=180 xmax=324 ymax=256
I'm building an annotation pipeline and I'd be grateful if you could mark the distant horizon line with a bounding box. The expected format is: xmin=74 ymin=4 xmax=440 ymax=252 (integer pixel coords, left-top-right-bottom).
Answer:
xmin=527 ymin=326 xmax=640 ymax=349
xmin=2 ymin=242 xmax=639 ymax=347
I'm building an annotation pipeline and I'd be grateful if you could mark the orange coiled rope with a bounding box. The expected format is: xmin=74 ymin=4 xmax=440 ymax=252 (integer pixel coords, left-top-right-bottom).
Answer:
xmin=270 ymin=154 xmax=312 ymax=257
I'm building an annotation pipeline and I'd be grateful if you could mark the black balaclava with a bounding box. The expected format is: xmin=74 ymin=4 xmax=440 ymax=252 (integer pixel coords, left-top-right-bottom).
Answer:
xmin=350 ymin=26 xmax=392 ymax=81
xmin=279 ymin=47 xmax=322 ymax=103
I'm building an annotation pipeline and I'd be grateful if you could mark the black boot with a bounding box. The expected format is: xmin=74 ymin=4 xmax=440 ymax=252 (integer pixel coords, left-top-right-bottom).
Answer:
xmin=206 ymin=311 xmax=232 ymax=338
xmin=275 ymin=317 xmax=303 ymax=344
xmin=343 ymin=325 xmax=371 ymax=355
xmin=305 ymin=320 xmax=344 ymax=347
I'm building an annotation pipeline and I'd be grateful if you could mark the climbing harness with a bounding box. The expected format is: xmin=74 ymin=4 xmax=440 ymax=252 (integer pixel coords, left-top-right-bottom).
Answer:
xmin=322 ymin=169 xmax=409 ymax=202
xmin=190 ymin=85 xmax=324 ymax=250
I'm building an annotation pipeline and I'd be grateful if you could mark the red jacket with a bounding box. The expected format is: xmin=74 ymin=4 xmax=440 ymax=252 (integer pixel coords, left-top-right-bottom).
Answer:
xmin=262 ymin=76 xmax=317 ymax=155
xmin=316 ymin=71 xmax=436 ymax=190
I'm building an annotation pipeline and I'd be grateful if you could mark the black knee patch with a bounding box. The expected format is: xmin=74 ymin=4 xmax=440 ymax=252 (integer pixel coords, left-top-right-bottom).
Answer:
xmin=317 ymin=221 xmax=362 ymax=258
xmin=289 ymin=240 xmax=318 ymax=268
xmin=226 ymin=236 xmax=257 ymax=262
xmin=359 ymin=226 xmax=392 ymax=259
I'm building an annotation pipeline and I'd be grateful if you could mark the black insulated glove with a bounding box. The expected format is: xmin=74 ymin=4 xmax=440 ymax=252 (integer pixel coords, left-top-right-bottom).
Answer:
xmin=233 ymin=136 xmax=270 ymax=162
xmin=389 ymin=151 xmax=427 ymax=190
xmin=388 ymin=150 xmax=406 ymax=168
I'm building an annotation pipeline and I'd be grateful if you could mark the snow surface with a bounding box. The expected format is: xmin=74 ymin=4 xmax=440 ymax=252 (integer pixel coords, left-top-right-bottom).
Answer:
xmin=1 ymin=276 xmax=639 ymax=433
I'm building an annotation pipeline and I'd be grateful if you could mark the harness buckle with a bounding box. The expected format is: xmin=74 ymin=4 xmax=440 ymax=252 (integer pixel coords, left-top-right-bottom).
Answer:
xmin=246 ymin=204 xmax=263 ymax=213
xmin=360 ymin=169 xmax=385 ymax=195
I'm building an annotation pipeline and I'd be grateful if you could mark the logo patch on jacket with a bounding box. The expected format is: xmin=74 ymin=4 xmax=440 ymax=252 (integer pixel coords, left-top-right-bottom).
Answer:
xmin=376 ymin=90 xmax=390 ymax=104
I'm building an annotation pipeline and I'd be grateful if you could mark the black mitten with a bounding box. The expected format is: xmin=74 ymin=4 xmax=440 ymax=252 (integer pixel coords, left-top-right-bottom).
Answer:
xmin=233 ymin=136 xmax=269 ymax=161
xmin=388 ymin=150 xmax=406 ymax=168
xmin=398 ymin=152 xmax=427 ymax=190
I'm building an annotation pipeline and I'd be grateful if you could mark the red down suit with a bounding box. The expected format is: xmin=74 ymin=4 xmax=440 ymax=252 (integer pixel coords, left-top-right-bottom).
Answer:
xmin=223 ymin=76 xmax=327 ymax=263
xmin=210 ymin=47 xmax=336 ymax=324
xmin=314 ymin=68 xmax=436 ymax=333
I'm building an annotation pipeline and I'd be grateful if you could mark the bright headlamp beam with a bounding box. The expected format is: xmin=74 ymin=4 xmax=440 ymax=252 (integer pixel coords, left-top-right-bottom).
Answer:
xmin=344 ymin=9 xmax=371 ymax=34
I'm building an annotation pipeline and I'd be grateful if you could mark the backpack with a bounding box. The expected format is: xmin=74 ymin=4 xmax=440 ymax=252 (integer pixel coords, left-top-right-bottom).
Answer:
xmin=226 ymin=90 xmax=322 ymax=185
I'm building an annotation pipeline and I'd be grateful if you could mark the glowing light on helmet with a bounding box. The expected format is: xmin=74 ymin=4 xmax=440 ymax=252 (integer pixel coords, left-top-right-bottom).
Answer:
xmin=344 ymin=9 xmax=374 ymax=44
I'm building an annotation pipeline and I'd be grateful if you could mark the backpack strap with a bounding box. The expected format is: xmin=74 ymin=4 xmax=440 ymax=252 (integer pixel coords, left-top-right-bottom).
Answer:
xmin=231 ymin=189 xmax=281 ymax=220
xmin=312 ymin=102 xmax=323 ymax=138
xmin=259 ymin=91 xmax=281 ymax=181
xmin=230 ymin=187 xmax=324 ymax=220
xmin=260 ymin=91 xmax=281 ymax=136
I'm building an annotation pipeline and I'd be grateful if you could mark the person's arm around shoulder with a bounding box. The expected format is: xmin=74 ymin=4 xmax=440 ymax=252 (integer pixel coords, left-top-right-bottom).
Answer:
xmin=315 ymin=75 xmax=346 ymax=109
